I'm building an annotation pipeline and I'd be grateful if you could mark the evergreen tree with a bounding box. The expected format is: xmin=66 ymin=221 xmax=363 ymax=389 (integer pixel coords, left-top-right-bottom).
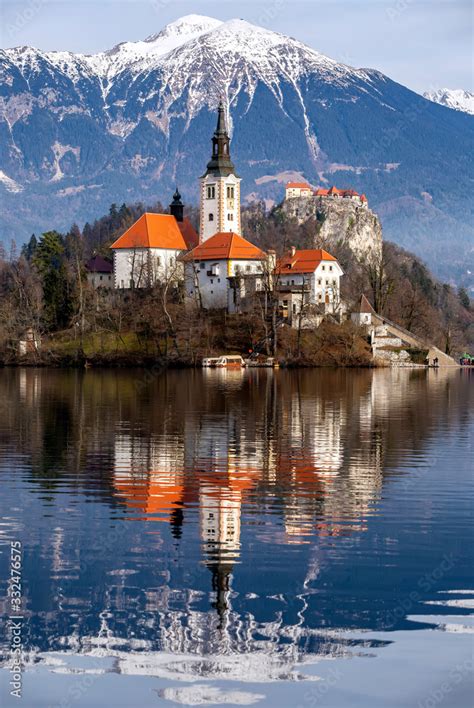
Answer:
xmin=33 ymin=231 xmax=72 ymax=330
xmin=21 ymin=234 xmax=38 ymax=261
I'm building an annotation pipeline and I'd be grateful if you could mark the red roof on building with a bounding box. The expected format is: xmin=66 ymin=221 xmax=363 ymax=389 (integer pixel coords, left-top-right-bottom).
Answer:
xmin=315 ymin=185 xmax=366 ymax=201
xmin=277 ymin=248 xmax=338 ymax=275
xmin=177 ymin=218 xmax=199 ymax=250
xmin=183 ymin=232 xmax=266 ymax=262
xmin=357 ymin=294 xmax=376 ymax=314
xmin=286 ymin=182 xmax=312 ymax=190
xmin=111 ymin=213 xmax=188 ymax=250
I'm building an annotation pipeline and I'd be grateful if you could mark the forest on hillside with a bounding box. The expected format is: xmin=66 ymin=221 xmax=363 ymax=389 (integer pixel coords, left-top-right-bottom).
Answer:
xmin=0 ymin=200 xmax=472 ymax=366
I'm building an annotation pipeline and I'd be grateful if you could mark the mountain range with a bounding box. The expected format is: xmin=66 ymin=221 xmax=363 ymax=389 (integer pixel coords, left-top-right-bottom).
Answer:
xmin=1 ymin=14 xmax=473 ymax=285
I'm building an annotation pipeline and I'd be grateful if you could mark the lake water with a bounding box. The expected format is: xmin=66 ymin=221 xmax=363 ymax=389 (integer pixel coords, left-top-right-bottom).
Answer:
xmin=0 ymin=367 xmax=473 ymax=708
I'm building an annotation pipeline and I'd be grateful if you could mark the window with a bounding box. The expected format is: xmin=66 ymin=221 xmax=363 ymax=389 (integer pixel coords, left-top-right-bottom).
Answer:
xmin=322 ymin=265 xmax=326 ymax=271
xmin=210 ymin=279 xmax=214 ymax=284
xmin=200 ymin=262 xmax=205 ymax=269
xmin=156 ymin=256 xmax=161 ymax=267
xmin=318 ymin=293 xmax=322 ymax=301
xmin=325 ymin=279 xmax=329 ymax=285
xmin=329 ymin=265 xmax=333 ymax=271
xmin=170 ymin=257 xmax=174 ymax=266
xmin=217 ymin=278 xmax=221 ymax=283
xmin=227 ymin=186 xmax=234 ymax=199
xmin=246 ymin=265 xmax=251 ymax=272
xmin=208 ymin=213 xmax=214 ymax=221
xmin=100 ymin=275 xmax=103 ymax=281
xmin=210 ymin=290 xmax=214 ymax=294
xmin=206 ymin=185 xmax=216 ymax=199
xmin=318 ymin=279 xmax=322 ymax=285
xmin=227 ymin=213 xmax=234 ymax=221
xmin=291 ymin=279 xmax=295 ymax=285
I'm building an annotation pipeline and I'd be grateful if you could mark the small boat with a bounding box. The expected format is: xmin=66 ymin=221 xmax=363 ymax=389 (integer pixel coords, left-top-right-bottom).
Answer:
xmin=215 ymin=355 xmax=246 ymax=369
xmin=202 ymin=357 xmax=219 ymax=367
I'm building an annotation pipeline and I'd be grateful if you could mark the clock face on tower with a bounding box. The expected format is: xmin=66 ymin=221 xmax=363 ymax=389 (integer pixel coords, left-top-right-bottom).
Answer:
xmin=200 ymin=101 xmax=241 ymax=242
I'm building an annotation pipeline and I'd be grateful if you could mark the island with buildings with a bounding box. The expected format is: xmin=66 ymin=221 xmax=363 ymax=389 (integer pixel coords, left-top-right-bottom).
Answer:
xmin=0 ymin=102 xmax=466 ymax=368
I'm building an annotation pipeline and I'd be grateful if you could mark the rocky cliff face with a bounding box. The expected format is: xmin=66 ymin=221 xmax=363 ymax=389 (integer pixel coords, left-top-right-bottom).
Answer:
xmin=282 ymin=196 xmax=383 ymax=263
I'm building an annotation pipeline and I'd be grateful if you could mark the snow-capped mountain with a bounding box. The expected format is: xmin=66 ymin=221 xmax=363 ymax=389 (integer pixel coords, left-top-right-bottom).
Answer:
xmin=423 ymin=88 xmax=474 ymax=116
xmin=1 ymin=14 xmax=473 ymax=283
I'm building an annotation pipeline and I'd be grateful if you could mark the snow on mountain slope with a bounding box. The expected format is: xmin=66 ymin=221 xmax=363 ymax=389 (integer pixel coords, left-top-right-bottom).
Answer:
xmin=423 ymin=88 xmax=474 ymax=116
xmin=3 ymin=15 xmax=371 ymax=95
xmin=85 ymin=15 xmax=224 ymax=79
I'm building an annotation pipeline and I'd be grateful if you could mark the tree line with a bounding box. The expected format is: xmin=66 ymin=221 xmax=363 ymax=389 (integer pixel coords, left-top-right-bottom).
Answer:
xmin=0 ymin=200 xmax=472 ymax=364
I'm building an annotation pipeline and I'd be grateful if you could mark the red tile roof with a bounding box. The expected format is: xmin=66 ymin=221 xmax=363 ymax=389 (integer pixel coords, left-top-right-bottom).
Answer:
xmin=277 ymin=248 xmax=338 ymax=275
xmin=111 ymin=213 xmax=188 ymax=250
xmin=315 ymin=185 xmax=367 ymax=201
xmin=183 ymin=232 xmax=266 ymax=262
xmin=177 ymin=218 xmax=199 ymax=250
xmin=286 ymin=182 xmax=312 ymax=190
xmin=358 ymin=294 xmax=376 ymax=314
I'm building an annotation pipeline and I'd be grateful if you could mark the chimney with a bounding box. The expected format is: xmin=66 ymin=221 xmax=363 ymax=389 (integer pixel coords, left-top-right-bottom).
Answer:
xmin=290 ymin=246 xmax=296 ymax=257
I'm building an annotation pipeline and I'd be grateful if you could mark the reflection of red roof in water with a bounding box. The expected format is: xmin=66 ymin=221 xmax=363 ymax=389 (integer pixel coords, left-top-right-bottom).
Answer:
xmin=114 ymin=472 xmax=184 ymax=518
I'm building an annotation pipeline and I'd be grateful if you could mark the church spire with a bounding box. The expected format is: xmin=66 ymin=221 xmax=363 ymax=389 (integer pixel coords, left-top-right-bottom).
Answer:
xmin=204 ymin=101 xmax=238 ymax=177
xmin=169 ymin=186 xmax=184 ymax=222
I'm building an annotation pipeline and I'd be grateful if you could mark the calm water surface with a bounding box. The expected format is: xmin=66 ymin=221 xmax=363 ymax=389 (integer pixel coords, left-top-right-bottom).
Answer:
xmin=0 ymin=368 xmax=473 ymax=708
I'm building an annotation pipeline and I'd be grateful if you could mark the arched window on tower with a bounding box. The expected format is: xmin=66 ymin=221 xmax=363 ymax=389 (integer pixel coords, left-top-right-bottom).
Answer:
xmin=209 ymin=213 xmax=214 ymax=221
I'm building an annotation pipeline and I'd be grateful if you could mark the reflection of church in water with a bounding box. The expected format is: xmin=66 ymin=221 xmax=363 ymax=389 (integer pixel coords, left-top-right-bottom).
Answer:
xmin=112 ymin=369 xmax=387 ymax=626
xmin=10 ymin=367 xmax=465 ymax=678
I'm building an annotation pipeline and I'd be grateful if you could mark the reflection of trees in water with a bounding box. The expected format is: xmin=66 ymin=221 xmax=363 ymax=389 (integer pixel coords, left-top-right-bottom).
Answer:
xmin=0 ymin=367 xmax=470 ymax=541
xmin=0 ymin=367 xmax=471 ymax=661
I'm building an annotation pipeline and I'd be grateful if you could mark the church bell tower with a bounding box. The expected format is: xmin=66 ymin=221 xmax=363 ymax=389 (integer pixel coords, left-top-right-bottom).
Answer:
xmin=199 ymin=101 xmax=241 ymax=242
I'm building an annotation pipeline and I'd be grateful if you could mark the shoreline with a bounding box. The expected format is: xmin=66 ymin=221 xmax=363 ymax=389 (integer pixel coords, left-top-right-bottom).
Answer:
xmin=1 ymin=357 xmax=463 ymax=371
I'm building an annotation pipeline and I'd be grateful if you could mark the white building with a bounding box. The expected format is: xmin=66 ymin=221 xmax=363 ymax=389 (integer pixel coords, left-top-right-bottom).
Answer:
xmin=351 ymin=294 xmax=375 ymax=326
xmin=285 ymin=182 xmax=313 ymax=199
xmin=276 ymin=247 xmax=344 ymax=323
xmin=85 ymin=255 xmax=113 ymax=288
xmin=111 ymin=211 xmax=197 ymax=289
xmin=200 ymin=101 xmax=242 ymax=242
xmin=183 ymin=231 xmax=268 ymax=313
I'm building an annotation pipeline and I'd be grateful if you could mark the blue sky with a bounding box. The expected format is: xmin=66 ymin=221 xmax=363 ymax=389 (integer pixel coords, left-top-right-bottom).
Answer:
xmin=1 ymin=0 xmax=472 ymax=93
